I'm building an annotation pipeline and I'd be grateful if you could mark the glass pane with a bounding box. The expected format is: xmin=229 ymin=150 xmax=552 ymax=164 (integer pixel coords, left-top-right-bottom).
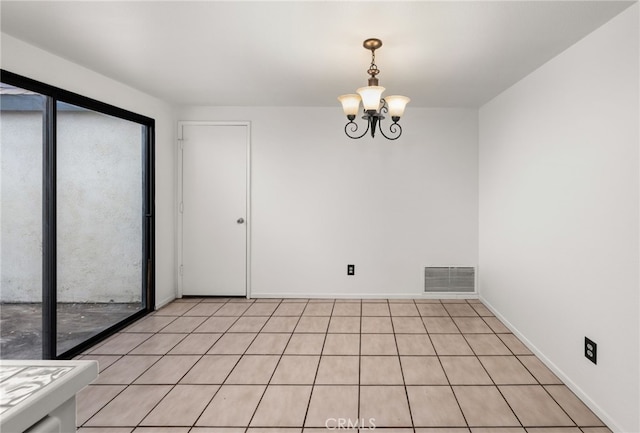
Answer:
xmin=0 ymin=83 xmax=44 ymax=359
xmin=56 ymin=101 xmax=144 ymax=356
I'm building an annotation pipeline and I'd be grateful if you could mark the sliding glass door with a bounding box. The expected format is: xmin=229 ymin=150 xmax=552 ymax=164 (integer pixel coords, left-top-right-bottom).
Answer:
xmin=0 ymin=71 xmax=154 ymax=359
xmin=55 ymin=102 xmax=147 ymax=356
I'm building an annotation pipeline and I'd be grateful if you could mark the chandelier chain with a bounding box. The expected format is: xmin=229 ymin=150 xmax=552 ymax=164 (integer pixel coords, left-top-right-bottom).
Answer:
xmin=367 ymin=50 xmax=380 ymax=77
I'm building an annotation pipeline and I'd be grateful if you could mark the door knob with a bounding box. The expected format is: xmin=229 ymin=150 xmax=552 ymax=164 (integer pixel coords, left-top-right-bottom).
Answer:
xmin=237 ymin=218 xmax=245 ymax=224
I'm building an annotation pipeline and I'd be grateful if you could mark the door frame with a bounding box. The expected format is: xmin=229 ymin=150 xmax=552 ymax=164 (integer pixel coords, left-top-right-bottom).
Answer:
xmin=176 ymin=121 xmax=252 ymax=299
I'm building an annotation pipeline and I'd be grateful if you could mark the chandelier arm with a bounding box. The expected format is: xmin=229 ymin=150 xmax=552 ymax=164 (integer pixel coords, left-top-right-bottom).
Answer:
xmin=344 ymin=119 xmax=370 ymax=140
xmin=379 ymin=98 xmax=388 ymax=114
xmin=378 ymin=119 xmax=403 ymax=141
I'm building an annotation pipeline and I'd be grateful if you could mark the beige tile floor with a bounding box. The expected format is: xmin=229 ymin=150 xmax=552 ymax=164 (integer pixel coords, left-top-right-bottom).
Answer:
xmin=76 ymin=298 xmax=611 ymax=433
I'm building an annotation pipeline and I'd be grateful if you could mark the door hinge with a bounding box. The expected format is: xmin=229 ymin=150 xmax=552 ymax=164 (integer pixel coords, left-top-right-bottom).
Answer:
xmin=178 ymin=138 xmax=184 ymax=150
xmin=179 ymin=202 xmax=184 ymax=213
xmin=179 ymin=265 xmax=184 ymax=276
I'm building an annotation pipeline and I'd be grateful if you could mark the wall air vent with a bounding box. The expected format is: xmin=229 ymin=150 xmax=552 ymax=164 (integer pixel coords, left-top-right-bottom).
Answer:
xmin=424 ymin=266 xmax=475 ymax=293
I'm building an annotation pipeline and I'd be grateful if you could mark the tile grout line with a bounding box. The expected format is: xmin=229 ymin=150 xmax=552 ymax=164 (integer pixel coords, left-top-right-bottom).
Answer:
xmin=189 ymin=297 xmax=276 ymax=429
xmin=170 ymin=297 xmax=247 ymax=424
xmin=181 ymin=299 xmax=246 ymax=430
xmin=109 ymin=298 xmax=237 ymax=429
xmin=242 ymin=298 xmax=305 ymax=430
xmin=381 ymin=298 xmax=413 ymax=430
xmin=81 ymin=297 xmax=212 ymax=429
xmin=81 ymin=303 xmax=202 ymax=428
xmin=299 ymin=299 xmax=334 ymax=430
xmin=238 ymin=300 xmax=287 ymax=433
xmin=459 ymin=299 xmax=526 ymax=431
xmin=192 ymin=301 xmax=266 ymax=430
xmin=392 ymin=298 xmax=418 ymax=432
xmin=541 ymin=383 xmax=590 ymax=428
xmin=438 ymin=300 xmax=471 ymax=431
xmin=135 ymin=297 xmax=232 ymax=429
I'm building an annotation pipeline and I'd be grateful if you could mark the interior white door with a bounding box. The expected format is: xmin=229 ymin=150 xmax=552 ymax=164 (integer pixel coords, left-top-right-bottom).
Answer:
xmin=181 ymin=123 xmax=248 ymax=296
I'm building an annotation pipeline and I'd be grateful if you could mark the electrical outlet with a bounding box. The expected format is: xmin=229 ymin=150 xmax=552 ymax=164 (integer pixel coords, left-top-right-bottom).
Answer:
xmin=347 ymin=264 xmax=355 ymax=275
xmin=585 ymin=337 xmax=597 ymax=364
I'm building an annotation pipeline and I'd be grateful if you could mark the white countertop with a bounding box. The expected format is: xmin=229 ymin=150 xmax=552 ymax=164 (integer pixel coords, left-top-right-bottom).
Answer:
xmin=0 ymin=360 xmax=98 ymax=432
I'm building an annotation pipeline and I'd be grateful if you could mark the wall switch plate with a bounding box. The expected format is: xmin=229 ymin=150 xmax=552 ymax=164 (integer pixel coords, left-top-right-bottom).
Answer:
xmin=585 ymin=337 xmax=597 ymax=364
xmin=347 ymin=264 xmax=355 ymax=275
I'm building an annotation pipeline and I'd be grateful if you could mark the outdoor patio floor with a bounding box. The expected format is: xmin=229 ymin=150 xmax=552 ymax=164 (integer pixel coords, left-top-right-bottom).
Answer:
xmin=0 ymin=302 xmax=142 ymax=359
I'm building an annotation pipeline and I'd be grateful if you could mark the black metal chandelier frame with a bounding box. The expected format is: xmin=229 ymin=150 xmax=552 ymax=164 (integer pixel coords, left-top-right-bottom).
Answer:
xmin=344 ymin=102 xmax=402 ymax=140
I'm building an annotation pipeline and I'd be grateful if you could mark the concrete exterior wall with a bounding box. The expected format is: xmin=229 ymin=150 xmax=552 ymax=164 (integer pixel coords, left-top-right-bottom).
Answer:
xmin=0 ymin=111 xmax=43 ymax=302
xmin=1 ymin=109 xmax=143 ymax=303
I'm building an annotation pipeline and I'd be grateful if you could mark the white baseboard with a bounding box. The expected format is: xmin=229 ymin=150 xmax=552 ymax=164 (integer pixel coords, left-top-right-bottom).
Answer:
xmin=250 ymin=292 xmax=480 ymax=300
xmin=480 ymin=296 xmax=621 ymax=433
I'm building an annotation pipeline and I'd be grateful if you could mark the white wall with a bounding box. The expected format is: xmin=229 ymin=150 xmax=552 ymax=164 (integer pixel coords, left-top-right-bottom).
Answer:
xmin=0 ymin=34 xmax=176 ymax=308
xmin=176 ymin=106 xmax=479 ymax=298
xmin=479 ymin=5 xmax=639 ymax=432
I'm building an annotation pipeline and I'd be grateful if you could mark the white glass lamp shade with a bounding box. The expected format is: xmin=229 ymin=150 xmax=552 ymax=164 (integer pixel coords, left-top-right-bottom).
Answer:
xmin=337 ymin=94 xmax=361 ymax=117
xmin=357 ymin=86 xmax=385 ymax=111
xmin=385 ymin=95 xmax=410 ymax=118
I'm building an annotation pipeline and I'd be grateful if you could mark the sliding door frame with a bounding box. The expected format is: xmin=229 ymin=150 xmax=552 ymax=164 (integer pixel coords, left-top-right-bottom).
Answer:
xmin=1 ymin=69 xmax=155 ymax=359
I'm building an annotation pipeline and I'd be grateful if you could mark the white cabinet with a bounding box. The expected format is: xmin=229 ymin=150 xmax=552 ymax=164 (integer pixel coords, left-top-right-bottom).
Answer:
xmin=0 ymin=360 xmax=98 ymax=432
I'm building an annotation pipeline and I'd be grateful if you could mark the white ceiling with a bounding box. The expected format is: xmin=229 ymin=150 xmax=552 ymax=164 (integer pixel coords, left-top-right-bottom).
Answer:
xmin=0 ymin=1 xmax=635 ymax=107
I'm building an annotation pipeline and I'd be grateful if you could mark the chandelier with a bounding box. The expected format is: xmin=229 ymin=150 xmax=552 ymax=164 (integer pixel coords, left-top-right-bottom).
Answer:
xmin=338 ymin=38 xmax=410 ymax=140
